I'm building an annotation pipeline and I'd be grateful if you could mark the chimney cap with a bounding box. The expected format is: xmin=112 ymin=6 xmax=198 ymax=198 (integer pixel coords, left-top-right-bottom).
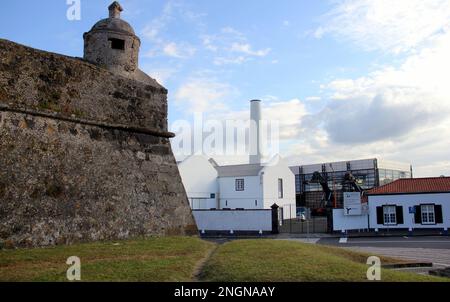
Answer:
xmin=250 ymin=99 xmax=262 ymax=102
xmin=109 ymin=1 xmax=123 ymax=19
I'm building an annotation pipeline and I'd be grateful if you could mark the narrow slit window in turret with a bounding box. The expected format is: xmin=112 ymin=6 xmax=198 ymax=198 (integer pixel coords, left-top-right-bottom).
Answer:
xmin=109 ymin=38 xmax=125 ymax=50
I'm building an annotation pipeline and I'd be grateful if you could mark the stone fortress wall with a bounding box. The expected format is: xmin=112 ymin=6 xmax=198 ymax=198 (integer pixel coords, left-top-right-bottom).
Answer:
xmin=0 ymin=35 xmax=197 ymax=247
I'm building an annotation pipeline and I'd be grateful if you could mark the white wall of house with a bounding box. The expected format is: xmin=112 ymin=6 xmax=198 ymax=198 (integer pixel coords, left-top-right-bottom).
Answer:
xmin=262 ymin=157 xmax=296 ymax=219
xmin=218 ymin=175 xmax=263 ymax=209
xmin=178 ymin=156 xmax=218 ymax=209
xmin=368 ymin=193 xmax=450 ymax=230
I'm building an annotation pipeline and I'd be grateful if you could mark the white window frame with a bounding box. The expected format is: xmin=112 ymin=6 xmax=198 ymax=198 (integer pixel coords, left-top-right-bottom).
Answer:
xmin=383 ymin=205 xmax=397 ymax=225
xmin=235 ymin=179 xmax=245 ymax=191
xmin=421 ymin=204 xmax=435 ymax=225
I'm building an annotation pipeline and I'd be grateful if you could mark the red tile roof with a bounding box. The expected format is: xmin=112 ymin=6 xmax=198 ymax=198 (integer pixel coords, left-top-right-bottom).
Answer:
xmin=367 ymin=177 xmax=450 ymax=195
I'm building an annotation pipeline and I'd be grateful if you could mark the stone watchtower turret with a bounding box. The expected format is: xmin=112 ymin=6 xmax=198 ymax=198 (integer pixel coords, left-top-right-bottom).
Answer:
xmin=83 ymin=1 xmax=141 ymax=79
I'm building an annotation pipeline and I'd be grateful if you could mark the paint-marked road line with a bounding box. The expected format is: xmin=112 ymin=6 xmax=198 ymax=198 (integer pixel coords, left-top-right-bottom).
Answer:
xmin=432 ymin=262 xmax=450 ymax=267
xmin=280 ymin=238 xmax=320 ymax=244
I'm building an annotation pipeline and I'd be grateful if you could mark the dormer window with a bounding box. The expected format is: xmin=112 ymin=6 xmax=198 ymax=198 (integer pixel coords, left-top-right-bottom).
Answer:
xmin=109 ymin=38 xmax=125 ymax=50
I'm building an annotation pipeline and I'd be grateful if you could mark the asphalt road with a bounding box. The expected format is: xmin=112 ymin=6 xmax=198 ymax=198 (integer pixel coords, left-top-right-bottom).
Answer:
xmin=318 ymin=236 xmax=450 ymax=249
xmin=318 ymin=236 xmax=450 ymax=268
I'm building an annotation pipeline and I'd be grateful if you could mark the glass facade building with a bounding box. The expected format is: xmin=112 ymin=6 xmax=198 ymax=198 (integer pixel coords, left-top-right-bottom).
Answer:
xmin=291 ymin=158 xmax=413 ymax=210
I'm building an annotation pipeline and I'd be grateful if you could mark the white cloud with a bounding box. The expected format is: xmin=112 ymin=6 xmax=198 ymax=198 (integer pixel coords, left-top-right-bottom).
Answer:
xmin=264 ymin=99 xmax=308 ymax=140
xmin=162 ymin=43 xmax=179 ymax=57
xmin=141 ymin=67 xmax=178 ymax=85
xmin=214 ymin=99 xmax=308 ymax=141
xmin=174 ymin=78 xmax=237 ymax=113
xmin=202 ymin=27 xmax=271 ymax=65
xmin=170 ymin=96 xmax=308 ymax=164
xmin=213 ymin=56 xmax=248 ymax=66
xmin=202 ymin=36 xmax=218 ymax=52
xmin=142 ymin=27 xmax=159 ymax=41
xmin=221 ymin=26 xmax=245 ymax=37
xmin=323 ymin=87 xmax=448 ymax=144
xmin=163 ymin=42 xmax=196 ymax=58
xmin=286 ymin=116 xmax=450 ymax=177
xmin=285 ymin=0 xmax=450 ymax=176
xmin=230 ymin=43 xmax=271 ymax=57
xmin=315 ymin=0 xmax=450 ymax=54
xmin=140 ymin=0 xmax=178 ymax=43
xmin=298 ymin=48 xmax=450 ymax=175
xmin=324 ymin=28 xmax=450 ymax=104
xmin=315 ymin=30 xmax=450 ymax=145
xmin=305 ymin=96 xmax=322 ymax=102
xmin=197 ymin=98 xmax=309 ymax=165
xmin=140 ymin=0 xmax=201 ymax=59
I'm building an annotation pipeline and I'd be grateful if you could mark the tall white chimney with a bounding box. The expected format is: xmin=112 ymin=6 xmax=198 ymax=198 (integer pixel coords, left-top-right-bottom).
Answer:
xmin=249 ymin=99 xmax=262 ymax=164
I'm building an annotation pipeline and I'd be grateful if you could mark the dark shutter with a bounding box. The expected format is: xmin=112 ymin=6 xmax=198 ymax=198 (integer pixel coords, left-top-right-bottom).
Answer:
xmin=435 ymin=205 xmax=443 ymax=224
xmin=396 ymin=206 xmax=404 ymax=224
xmin=376 ymin=206 xmax=384 ymax=225
xmin=414 ymin=205 xmax=422 ymax=224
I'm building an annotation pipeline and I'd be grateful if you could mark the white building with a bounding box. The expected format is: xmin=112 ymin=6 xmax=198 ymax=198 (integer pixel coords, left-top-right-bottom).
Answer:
xmin=367 ymin=177 xmax=450 ymax=232
xmin=177 ymin=156 xmax=219 ymax=210
xmin=178 ymin=100 xmax=296 ymax=219
xmin=179 ymin=155 xmax=296 ymax=219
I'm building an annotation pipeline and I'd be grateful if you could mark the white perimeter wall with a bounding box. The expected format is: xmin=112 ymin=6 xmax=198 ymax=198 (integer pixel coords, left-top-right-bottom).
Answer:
xmin=189 ymin=198 xmax=217 ymax=210
xmin=193 ymin=210 xmax=272 ymax=231
xmin=333 ymin=209 xmax=369 ymax=231
xmin=368 ymin=193 xmax=450 ymax=230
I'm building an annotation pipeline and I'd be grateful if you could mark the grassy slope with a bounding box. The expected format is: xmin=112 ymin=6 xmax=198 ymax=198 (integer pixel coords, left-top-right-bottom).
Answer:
xmin=1 ymin=238 xmax=447 ymax=282
xmin=200 ymin=239 xmax=448 ymax=282
xmin=0 ymin=236 xmax=215 ymax=282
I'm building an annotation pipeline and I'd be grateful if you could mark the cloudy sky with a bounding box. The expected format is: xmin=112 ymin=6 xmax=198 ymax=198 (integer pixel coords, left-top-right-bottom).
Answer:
xmin=1 ymin=0 xmax=450 ymax=176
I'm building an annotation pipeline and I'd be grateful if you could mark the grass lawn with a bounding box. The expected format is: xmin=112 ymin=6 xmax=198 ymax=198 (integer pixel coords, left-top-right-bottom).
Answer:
xmin=200 ymin=239 xmax=448 ymax=282
xmin=0 ymin=236 xmax=215 ymax=282
xmin=1 ymin=237 xmax=448 ymax=282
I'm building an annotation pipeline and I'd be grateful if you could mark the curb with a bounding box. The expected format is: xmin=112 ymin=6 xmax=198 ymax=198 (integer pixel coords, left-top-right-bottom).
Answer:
xmin=199 ymin=233 xmax=449 ymax=240
xmin=332 ymin=232 xmax=449 ymax=239
xmin=382 ymin=262 xmax=433 ymax=269
xmin=429 ymin=267 xmax=450 ymax=277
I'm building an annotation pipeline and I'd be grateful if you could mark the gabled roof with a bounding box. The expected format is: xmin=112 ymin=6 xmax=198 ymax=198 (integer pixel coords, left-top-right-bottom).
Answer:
xmin=367 ymin=177 xmax=450 ymax=195
xmin=215 ymin=164 xmax=265 ymax=177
